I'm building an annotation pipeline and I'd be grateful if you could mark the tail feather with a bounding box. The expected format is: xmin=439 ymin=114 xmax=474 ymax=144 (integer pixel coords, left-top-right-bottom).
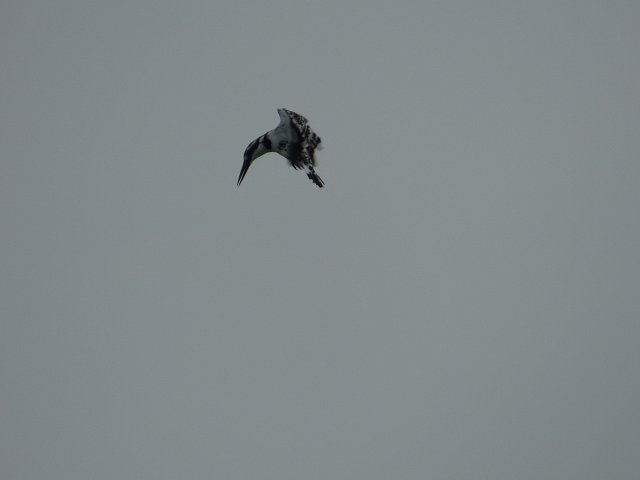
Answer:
xmin=307 ymin=170 xmax=324 ymax=188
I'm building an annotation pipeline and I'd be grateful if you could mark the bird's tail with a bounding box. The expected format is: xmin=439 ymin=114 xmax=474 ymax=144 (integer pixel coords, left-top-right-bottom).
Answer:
xmin=307 ymin=168 xmax=324 ymax=188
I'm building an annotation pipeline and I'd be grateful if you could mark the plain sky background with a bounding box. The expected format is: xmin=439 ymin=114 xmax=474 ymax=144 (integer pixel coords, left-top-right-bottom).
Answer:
xmin=1 ymin=1 xmax=639 ymax=479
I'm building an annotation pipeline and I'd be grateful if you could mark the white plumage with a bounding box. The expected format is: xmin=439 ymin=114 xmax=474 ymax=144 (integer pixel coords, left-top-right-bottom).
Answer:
xmin=237 ymin=108 xmax=324 ymax=188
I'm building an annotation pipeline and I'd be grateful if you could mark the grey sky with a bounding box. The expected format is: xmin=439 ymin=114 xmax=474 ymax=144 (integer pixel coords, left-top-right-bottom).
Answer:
xmin=1 ymin=1 xmax=639 ymax=479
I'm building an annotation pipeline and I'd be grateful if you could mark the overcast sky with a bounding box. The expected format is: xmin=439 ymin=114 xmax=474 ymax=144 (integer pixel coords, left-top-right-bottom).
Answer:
xmin=1 ymin=1 xmax=639 ymax=479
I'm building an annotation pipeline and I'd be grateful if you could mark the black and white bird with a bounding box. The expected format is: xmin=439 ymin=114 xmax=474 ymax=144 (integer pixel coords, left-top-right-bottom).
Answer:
xmin=237 ymin=108 xmax=324 ymax=188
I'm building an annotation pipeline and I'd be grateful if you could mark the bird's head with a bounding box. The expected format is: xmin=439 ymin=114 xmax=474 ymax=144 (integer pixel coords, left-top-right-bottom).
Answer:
xmin=237 ymin=136 xmax=269 ymax=186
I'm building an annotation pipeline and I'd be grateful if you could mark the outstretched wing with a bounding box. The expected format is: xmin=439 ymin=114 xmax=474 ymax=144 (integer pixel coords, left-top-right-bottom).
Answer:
xmin=279 ymin=108 xmax=323 ymax=166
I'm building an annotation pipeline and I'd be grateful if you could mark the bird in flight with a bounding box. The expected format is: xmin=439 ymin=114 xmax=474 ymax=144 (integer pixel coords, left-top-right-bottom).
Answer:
xmin=237 ymin=108 xmax=324 ymax=188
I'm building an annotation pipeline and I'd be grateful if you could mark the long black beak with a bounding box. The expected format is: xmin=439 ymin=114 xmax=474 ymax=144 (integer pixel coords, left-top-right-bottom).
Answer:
xmin=237 ymin=156 xmax=253 ymax=186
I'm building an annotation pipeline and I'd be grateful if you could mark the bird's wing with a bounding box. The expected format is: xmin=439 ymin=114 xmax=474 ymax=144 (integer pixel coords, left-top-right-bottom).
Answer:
xmin=275 ymin=109 xmax=299 ymax=143
xmin=281 ymin=109 xmax=309 ymax=131
xmin=280 ymin=108 xmax=322 ymax=165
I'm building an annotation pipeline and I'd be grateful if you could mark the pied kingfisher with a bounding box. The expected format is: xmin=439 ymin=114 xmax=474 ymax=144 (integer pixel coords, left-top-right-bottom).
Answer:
xmin=237 ymin=108 xmax=324 ymax=188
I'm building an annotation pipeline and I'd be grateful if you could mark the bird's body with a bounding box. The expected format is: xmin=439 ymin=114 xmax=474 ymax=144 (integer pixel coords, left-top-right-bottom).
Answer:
xmin=238 ymin=109 xmax=324 ymax=187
